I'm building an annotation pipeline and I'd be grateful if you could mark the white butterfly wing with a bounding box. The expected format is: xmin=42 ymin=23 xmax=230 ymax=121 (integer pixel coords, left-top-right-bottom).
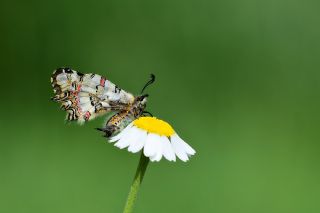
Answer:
xmin=51 ymin=67 xmax=135 ymax=123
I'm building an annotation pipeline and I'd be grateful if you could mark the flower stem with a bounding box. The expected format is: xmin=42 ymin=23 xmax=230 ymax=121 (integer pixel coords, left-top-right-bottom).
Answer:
xmin=123 ymin=153 xmax=150 ymax=213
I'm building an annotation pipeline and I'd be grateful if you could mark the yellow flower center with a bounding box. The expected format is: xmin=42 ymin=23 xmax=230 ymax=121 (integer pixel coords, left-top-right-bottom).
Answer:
xmin=133 ymin=117 xmax=175 ymax=136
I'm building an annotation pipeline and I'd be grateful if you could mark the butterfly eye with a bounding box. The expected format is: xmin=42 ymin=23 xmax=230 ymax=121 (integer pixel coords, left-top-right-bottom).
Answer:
xmin=136 ymin=94 xmax=148 ymax=101
xmin=141 ymin=97 xmax=148 ymax=104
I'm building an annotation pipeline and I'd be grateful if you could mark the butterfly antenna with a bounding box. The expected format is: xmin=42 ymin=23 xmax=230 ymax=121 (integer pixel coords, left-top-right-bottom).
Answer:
xmin=141 ymin=74 xmax=155 ymax=94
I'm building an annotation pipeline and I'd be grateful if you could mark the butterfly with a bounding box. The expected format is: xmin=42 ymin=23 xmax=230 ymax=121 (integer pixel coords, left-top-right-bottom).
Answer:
xmin=51 ymin=67 xmax=155 ymax=137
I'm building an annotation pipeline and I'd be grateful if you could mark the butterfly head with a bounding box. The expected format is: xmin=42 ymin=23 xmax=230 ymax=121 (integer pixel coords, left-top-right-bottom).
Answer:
xmin=132 ymin=94 xmax=148 ymax=117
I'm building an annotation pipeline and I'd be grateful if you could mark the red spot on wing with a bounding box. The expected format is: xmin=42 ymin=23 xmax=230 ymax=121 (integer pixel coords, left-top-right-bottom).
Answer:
xmin=75 ymin=97 xmax=81 ymax=113
xmin=84 ymin=111 xmax=91 ymax=121
xmin=72 ymin=84 xmax=81 ymax=95
xmin=100 ymin=77 xmax=106 ymax=87
xmin=72 ymin=84 xmax=82 ymax=114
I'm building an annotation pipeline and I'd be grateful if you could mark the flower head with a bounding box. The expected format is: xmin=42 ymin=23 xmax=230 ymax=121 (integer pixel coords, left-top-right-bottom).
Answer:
xmin=109 ymin=117 xmax=196 ymax=162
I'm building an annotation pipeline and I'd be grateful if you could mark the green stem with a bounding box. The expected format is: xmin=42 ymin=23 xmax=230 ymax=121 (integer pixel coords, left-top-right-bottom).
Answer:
xmin=123 ymin=153 xmax=150 ymax=213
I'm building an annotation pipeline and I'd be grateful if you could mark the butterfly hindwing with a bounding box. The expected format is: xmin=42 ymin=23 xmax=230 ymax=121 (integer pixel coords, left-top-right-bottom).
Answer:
xmin=51 ymin=67 xmax=135 ymax=123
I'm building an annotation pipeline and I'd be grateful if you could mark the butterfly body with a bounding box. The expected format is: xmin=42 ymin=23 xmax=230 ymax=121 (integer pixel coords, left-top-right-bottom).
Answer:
xmin=51 ymin=67 xmax=152 ymax=137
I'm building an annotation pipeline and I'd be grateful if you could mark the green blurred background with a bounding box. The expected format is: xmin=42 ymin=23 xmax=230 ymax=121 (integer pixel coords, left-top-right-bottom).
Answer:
xmin=0 ymin=0 xmax=319 ymax=212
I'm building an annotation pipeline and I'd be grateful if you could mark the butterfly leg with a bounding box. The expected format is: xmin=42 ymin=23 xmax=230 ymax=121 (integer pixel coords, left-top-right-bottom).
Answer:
xmin=96 ymin=126 xmax=118 ymax=138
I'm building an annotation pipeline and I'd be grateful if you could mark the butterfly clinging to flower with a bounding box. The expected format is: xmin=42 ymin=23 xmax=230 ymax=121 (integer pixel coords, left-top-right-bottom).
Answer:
xmin=51 ymin=67 xmax=155 ymax=138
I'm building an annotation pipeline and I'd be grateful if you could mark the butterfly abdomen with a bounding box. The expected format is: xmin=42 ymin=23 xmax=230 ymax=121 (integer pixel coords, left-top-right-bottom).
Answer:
xmin=109 ymin=111 xmax=130 ymax=125
xmin=96 ymin=110 xmax=135 ymax=138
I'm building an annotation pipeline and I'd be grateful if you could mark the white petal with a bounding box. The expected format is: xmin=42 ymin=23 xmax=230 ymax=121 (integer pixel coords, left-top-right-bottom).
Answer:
xmin=171 ymin=134 xmax=196 ymax=156
xmin=143 ymin=133 xmax=159 ymax=157
xmin=161 ymin=136 xmax=176 ymax=162
xmin=114 ymin=127 xmax=135 ymax=149
xmin=127 ymin=128 xmax=148 ymax=153
xmin=109 ymin=123 xmax=133 ymax=143
xmin=149 ymin=155 xmax=158 ymax=162
xmin=149 ymin=135 xmax=163 ymax=162
xmin=171 ymin=135 xmax=189 ymax=162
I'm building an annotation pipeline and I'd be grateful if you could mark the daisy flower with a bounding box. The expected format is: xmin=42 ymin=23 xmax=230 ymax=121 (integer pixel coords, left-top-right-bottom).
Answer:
xmin=109 ymin=117 xmax=196 ymax=162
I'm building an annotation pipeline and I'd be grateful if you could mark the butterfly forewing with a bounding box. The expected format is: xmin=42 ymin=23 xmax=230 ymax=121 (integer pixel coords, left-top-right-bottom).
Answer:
xmin=51 ymin=68 xmax=135 ymax=123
